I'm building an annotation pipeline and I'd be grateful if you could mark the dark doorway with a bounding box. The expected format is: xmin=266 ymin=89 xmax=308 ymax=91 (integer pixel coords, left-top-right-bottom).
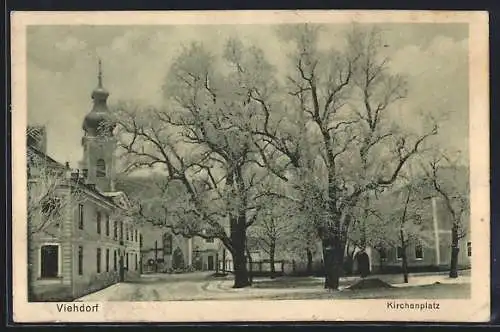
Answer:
xmin=207 ymin=255 xmax=214 ymax=270
xmin=356 ymin=251 xmax=371 ymax=278
xmin=40 ymin=245 xmax=59 ymax=278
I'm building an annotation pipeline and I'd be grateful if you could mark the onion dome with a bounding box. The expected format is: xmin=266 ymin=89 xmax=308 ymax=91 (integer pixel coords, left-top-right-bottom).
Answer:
xmin=82 ymin=59 xmax=115 ymax=136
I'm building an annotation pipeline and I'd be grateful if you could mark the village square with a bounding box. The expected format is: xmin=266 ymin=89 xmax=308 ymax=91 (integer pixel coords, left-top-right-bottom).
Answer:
xmin=26 ymin=23 xmax=471 ymax=302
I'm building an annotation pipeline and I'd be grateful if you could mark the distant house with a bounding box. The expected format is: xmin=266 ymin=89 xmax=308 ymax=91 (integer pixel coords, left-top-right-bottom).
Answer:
xmin=217 ymin=170 xmax=471 ymax=277
xmin=115 ymin=175 xmax=196 ymax=273
xmin=346 ymin=170 xmax=471 ymax=275
xmin=366 ymin=175 xmax=471 ymax=273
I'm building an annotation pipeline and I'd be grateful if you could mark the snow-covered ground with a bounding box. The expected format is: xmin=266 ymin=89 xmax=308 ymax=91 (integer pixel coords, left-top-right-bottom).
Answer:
xmin=75 ymin=270 xmax=471 ymax=301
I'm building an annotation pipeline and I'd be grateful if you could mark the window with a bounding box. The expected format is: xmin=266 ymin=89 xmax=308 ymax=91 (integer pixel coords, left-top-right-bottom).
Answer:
xmin=113 ymin=221 xmax=118 ymax=240
xmin=126 ymin=226 xmax=129 ymax=241
xmin=96 ymin=248 xmax=101 ymax=273
xmin=113 ymin=250 xmax=117 ymax=271
xmin=120 ymin=222 xmax=123 ymax=241
xmin=415 ymin=243 xmax=424 ymax=260
xmin=135 ymin=253 xmax=138 ymax=271
xmin=163 ymin=233 xmax=173 ymax=255
xmin=40 ymin=245 xmax=59 ymax=278
xmin=467 ymin=242 xmax=472 ymax=257
xmin=140 ymin=234 xmax=143 ymax=248
xmin=396 ymin=246 xmax=404 ymax=260
xmin=96 ymin=211 xmax=101 ymax=234
xmin=106 ymin=248 xmax=110 ymax=272
xmin=96 ymin=159 xmax=106 ymax=178
xmin=135 ymin=229 xmax=138 ymax=242
xmin=126 ymin=252 xmax=129 ymax=269
xmin=78 ymin=246 xmax=83 ymax=275
xmin=78 ymin=204 xmax=84 ymax=229
xmin=105 ymin=215 xmax=110 ymax=236
xmin=205 ymin=238 xmax=214 ymax=243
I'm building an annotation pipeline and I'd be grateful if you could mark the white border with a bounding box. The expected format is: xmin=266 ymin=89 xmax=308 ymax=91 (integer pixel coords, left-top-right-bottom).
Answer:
xmin=11 ymin=10 xmax=490 ymax=323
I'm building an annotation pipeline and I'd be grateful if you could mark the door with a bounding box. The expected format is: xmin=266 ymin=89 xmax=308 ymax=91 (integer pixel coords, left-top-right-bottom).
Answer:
xmin=40 ymin=245 xmax=59 ymax=278
xmin=207 ymin=255 xmax=214 ymax=271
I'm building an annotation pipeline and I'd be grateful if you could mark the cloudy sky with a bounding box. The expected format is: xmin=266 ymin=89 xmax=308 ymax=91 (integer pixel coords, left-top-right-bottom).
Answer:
xmin=26 ymin=23 xmax=469 ymax=167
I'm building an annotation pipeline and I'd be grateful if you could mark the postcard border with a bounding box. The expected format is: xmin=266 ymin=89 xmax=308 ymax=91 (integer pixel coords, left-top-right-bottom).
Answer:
xmin=10 ymin=10 xmax=490 ymax=323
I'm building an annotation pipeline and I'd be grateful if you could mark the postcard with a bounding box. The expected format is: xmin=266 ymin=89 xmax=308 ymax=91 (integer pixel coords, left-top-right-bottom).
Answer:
xmin=11 ymin=10 xmax=489 ymax=323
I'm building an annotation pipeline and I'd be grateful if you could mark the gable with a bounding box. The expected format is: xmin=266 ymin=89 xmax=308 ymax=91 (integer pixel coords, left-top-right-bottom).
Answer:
xmin=114 ymin=192 xmax=133 ymax=209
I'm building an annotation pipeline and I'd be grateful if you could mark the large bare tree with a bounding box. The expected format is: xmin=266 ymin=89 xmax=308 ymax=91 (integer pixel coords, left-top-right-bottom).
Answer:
xmin=111 ymin=41 xmax=282 ymax=288
xmin=112 ymin=24 xmax=438 ymax=290
xmin=249 ymin=24 xmax=438 ymax=289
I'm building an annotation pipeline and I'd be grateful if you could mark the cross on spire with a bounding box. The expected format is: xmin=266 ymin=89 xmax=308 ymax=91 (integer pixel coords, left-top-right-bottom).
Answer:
xmin=97 ymin=58 xmax=103 ymax=88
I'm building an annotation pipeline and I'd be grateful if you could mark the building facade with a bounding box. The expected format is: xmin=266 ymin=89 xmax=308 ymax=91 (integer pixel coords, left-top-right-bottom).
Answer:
xmin=365 ymin=195 xmax=471 ymax=274
xmin=192 ymin=235 xmax=220 ymax=271
xmin=27 ymin=62 xmax=142 ymax=301
xmin=140 ymin=224 xmax=193 ymax=273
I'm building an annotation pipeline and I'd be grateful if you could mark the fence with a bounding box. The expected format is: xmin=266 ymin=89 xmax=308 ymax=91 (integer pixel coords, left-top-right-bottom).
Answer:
xmin=219 ymin=259 xmax=325 ymax=277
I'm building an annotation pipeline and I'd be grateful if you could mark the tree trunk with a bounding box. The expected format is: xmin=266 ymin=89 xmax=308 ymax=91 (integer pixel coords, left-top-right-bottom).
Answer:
xmin=246 ymin=246 xmax=253 ymax=285
xmin=306 ymin=248 xmax=313 ymax=275
xmin=231 ymin=217 xmax=250 ymax=288
xmin=322 ymin=238 xmax=344 ymax=290
xmin=269 ymin=242 xmax=276 ymax=279
xmin=222 ymin=249 xmax=227 ymax=273
xmin=449 ymin=225 xmax=460 ymax=278
xmin=401 ymin=248 xmax=409 ymax=284
xmin=400 ymin=231 xmax=409 ymax=283
xmin=215 ymin=253 xmax=219 ymax=273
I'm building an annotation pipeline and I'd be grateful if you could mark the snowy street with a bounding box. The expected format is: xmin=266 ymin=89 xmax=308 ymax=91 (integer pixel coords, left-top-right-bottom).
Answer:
xmin=75 ymin=271 xmax=471 ymax=301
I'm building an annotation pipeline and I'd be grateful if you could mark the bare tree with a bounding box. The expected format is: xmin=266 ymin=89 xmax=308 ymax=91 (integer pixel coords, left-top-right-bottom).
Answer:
xmin=351 ymin=180 xmax=434 ymax=283
xmin=111 ymin=40 xmax=281 ymax=288
xmin=112 ymin=25 xmax=437 ymax=291
xmin=250 ymin=197 xmax=293 ymax=278
xmin=421 ymin=151 xmax=469 ymax=278
xmin=391 ymin=185 xmax=432 ymax=283
xmin=253 ymin=24 xmax=438 ymax=289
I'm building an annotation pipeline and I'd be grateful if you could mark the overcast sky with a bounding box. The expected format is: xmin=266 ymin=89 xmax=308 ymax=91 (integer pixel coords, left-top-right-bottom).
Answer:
xmin=26 ymin=23 xmax=469 ymax=168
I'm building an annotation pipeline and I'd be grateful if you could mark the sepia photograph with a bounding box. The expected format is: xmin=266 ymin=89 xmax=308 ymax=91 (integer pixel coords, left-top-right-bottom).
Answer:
xmin=11 ymin=10 xmax=489 ymax=323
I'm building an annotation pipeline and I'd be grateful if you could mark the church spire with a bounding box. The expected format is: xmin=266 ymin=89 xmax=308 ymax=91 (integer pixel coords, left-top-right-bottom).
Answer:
xmin=83 ymin=58 xmax=113 ymax=136
xmin=98 ymin=58 xmax=103 ymax=88
xmin=90 ymin=57 xmax=109 ymax=103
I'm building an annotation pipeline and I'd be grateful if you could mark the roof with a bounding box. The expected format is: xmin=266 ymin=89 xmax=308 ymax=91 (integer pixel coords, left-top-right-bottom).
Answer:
xmin=27 ymin=145 xmax=116 ymax=206
xmin=115 ymin=174 xmax=188 ymax=200
xmin=27 ymin=144 xmax=65 ymax=170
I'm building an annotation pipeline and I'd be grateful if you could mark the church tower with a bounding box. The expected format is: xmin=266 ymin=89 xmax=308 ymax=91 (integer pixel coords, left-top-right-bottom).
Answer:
xmin=80 ymin=59 xmax=116 ymax=192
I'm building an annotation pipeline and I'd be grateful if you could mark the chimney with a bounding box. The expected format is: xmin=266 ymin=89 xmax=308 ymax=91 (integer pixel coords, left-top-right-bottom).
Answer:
xmin=27 ymin=126 xmax=48 ymax=154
